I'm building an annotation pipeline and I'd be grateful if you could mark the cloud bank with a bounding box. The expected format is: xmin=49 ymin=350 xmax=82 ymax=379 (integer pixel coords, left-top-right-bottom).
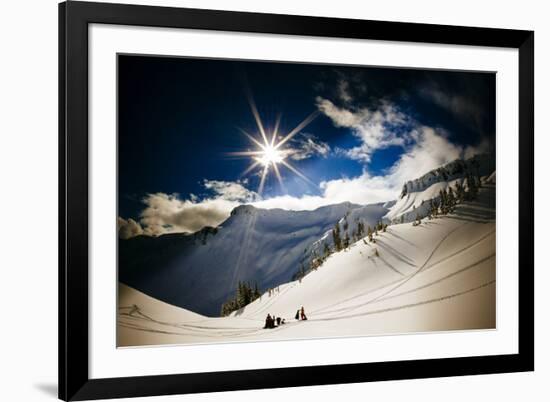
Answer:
xmin=253 ymin=125 xmax=462 ymax=210
xmin=118 ymin=180 xmax=257 ymax=238
xmin=118 ymin=217 xmax=144 ymax=239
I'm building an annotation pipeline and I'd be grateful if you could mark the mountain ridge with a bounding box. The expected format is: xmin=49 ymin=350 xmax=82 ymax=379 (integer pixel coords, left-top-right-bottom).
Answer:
xmin=119 ymin=154 xmax=494 ymax=317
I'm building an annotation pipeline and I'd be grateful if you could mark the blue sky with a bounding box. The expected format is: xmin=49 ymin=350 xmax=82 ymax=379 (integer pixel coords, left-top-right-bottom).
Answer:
xmin=117 ymin=55 xmax=495 ymax=237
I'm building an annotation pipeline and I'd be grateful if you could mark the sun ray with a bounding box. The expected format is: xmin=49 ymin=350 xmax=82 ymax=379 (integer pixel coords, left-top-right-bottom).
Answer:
xmin=257 ymin=165 xmax=269 ymax=195
xmin=241 ymin=160 xmax=262 ymax=177
xmin=280 ymin=160 xmax=317 ymax=187
xmin=271 ymin=113 xmax=282 ymax=147
xmin=246 ymin=91 xmax=270 ymax=146
xmin=226 ymin=151 xmax=265 ymax=157
xmin=233 ymin=101 xmax=319 ymax=194
xmin=238 ymin=128 xmax=265 ymax=150
xmin=275 ymin=110 xmax=320 ymax=149
xmin=272 ymin=162 xmax=286 ymax=193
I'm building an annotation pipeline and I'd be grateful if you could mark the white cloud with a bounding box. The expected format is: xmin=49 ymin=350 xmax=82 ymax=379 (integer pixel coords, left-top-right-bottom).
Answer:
xmin=202 ymin=179 xmax=257 ymax=202
xmin=316 ymin=97 xmax=367 ymax=127
xmin=126 ymin=180 xmax=257 ymax=238
xmin=117 ymin=217 xmax=144 ymax=239
xmin=337 ymin=79 xmax=353 ymax=103
xmin=288 ymin=133 xmax=331 ymax=161
xmin=316 ymin=97 xmax=411 ymax=162
xmin=254 ymin=126 xmax=463 ymax=210
xmin=335 ymin=75 xmax=367 ymax=104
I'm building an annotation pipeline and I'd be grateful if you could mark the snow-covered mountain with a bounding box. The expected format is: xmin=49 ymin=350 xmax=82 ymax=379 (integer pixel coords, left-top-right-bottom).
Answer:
xmin=119 ymin=154 xmax=494 ymax=318
xmin=302 ymin=201 xmax=394 ymax=271
xmin=385 ymin=154 xmax=495 ymax=223
xmin=119 ymin=201 xmax=392 ymax=316
xmin=399 ymin=154 xmax=494 ymax=198
xmin=118 ymin=181 xmax=496 ymax=347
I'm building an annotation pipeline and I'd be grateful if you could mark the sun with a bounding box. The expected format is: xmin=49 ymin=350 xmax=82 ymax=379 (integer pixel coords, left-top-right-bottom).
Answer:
xmin=257 ymin=144 xmax=284 ymax=167
xmin=227 ymin=91 xmax=319 ymax=195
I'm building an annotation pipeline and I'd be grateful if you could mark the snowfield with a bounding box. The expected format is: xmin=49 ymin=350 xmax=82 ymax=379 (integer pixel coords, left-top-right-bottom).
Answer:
xmin=118 ymin=182 xmax=496 ymax=347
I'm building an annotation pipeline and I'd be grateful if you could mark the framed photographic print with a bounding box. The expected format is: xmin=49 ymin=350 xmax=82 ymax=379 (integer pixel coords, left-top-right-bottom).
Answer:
xmin=59 ymin=1 xmax=534 ymax=400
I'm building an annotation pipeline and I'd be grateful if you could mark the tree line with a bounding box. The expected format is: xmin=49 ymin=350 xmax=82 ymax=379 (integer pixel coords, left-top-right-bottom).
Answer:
xmin=293 ymin=217 xmax=387 ymax=282
xmin=427 ymin=174 xmax=481 ymax=220
xmin=220 ymin=281 xmax=261 ymax=316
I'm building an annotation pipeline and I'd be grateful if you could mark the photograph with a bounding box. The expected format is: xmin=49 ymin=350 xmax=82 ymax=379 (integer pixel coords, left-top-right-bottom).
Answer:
xmin=116 ymin=55 xmax=496 ymax=347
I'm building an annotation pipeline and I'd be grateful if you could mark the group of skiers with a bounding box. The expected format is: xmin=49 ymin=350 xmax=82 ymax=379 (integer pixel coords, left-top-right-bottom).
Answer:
xmin=263 ymin=306 xmax=307 ymax=329
xmin=263 ymin=314 xmax=285 ymax=329
xmin=295 ymin=306 xmax=307 ymax=321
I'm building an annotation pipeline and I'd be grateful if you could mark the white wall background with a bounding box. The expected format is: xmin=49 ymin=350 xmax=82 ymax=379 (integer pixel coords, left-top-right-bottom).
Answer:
xmin=0 ymin=0 xmax=545 ymax=401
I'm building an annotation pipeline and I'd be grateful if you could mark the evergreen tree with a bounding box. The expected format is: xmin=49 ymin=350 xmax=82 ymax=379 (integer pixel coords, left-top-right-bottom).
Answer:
xmin=439 ymin=189 xmax=447 ymax=215
xmin=465 ymin=174 xmax=479 ymax=200
xmin=237 ymin=281 xmax=243 ymax=305
xmin=295 ymin=262 xmax=306 ymax=281
xmin=447 ymin=187 xmax=456 ymax=212
xmin=454 ymin=181 xmax=464 ymax=203
xmin=343 ymin=232 xmax=350 ymax=249
xmin=237 ymin=282 xmax=245 ymax=306
xmin=220 ymin=280 xmax=264 ymax=316
xmin=246 ymin=282 xmax=253 ymax=304
xmin=323 ymin=243 xmax=331 ymax=257
xmin=357 ymin=221 xmax=365 ymax=238
xmin=332 ymin=223 xmax=342 ymax=251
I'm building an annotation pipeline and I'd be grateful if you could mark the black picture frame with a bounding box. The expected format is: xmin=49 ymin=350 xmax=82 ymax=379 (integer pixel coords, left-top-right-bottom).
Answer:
xmin=59 ymin=1 xmax=534 ymax=400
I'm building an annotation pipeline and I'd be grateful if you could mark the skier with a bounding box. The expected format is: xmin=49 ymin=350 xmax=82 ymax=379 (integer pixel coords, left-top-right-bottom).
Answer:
xmin=276 ymin=317 xmax=282 ymax=326
xmin=295 ymin=309 xmax=300 ymax=320
xmin=300 ymin=306 xmax=308 ymax=321
xmin=264 ymin=314 xmax=274 ymax=329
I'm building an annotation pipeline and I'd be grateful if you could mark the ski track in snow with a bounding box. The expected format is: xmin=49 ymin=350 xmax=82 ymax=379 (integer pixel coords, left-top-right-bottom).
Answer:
xmin=242 ymin=282 xmax=299 ymax=318
xmin=313 ymin=251 xmax=495 ymax=317
xmin=308 ymin=280 xmax=496 ymax=322
xmin=308 ymin=220 xmax=471 ymax=316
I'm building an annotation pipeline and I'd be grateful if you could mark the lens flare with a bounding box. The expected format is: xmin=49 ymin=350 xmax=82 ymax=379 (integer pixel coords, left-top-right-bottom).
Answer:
xmin=256 ymin=145 xmax=284 ymax=167
xmin=227 ymin=91 xmax=319 ymax=195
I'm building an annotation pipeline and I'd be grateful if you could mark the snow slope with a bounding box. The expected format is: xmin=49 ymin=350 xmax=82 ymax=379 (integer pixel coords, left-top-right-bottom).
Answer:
xmin=384 ymin=178 xmax=464 ymax=223
xmin=399 ymin=153 xmax=494 ymax=198
xmin=385 ymin=154 xmax=495 ymax=223
xmin=304 ymin=201 xmax=394 ymax=268
xmin=118 ymin=182 xmax=496 ymax=346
